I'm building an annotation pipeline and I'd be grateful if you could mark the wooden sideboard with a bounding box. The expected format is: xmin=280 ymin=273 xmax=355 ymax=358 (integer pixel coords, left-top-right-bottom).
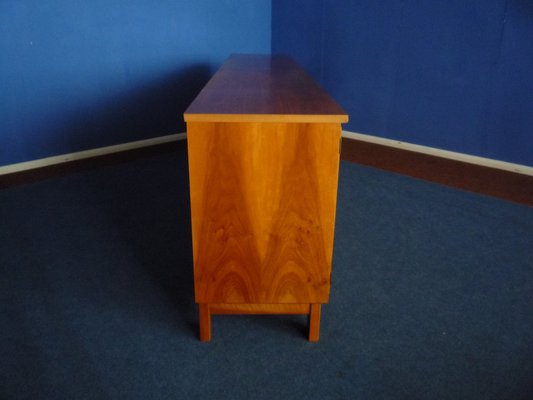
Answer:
xmin=184 ymin=54 xmax=348 ymax=341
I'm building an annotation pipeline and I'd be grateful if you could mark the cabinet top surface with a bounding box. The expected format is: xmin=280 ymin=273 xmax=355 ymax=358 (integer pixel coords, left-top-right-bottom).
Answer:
xmin=184 ymin=54 xmax=348 ymax=123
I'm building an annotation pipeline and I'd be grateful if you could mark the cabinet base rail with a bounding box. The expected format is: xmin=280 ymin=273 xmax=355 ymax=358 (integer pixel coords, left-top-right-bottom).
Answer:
xmin=198 ymin=303 xmax=322 ymax=342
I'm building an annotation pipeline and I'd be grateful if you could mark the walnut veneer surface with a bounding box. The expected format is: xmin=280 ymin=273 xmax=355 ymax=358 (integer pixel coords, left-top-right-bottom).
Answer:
xmin=184 ymin=54 xmax=348 ymax=341
xmin=185 ymin=54 xmax=348 ymax=123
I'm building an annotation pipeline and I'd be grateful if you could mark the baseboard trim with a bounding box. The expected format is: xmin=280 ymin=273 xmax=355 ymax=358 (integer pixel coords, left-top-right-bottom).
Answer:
xmin=2 ymin=129 xmax=531 ymax=205
xmin=341 ymin=133 xmax=533 ymax=205
xmin=342 ymin=131 xmax=533 ymax=177
xmin=0 ymin=133 xmax=187 ymax=176
xmin=4 ymin=130 xmax=530 ymax=177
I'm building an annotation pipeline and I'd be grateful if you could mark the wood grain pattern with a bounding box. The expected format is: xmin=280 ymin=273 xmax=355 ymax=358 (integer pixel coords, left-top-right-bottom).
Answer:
xmin=187 ymin=122 xmax=341 ymax=305
xmin=184 ymin=54 xmax=348 ymax=123
xmin=186 ymin=55 xmax=347 ymax=341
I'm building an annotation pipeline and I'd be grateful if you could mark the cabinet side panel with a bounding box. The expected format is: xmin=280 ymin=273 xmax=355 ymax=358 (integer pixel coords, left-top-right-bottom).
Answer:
xmin=187 ymin=122 xmax=341 ymax=304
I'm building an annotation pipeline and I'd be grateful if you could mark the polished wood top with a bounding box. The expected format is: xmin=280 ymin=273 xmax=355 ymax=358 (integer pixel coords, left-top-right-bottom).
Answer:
xmin=184 ymin=54 xmax=348 ymax=123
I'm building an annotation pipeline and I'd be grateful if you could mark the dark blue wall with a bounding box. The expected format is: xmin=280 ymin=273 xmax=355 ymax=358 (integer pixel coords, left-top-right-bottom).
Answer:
xmin=273 ymin=0 xmax=533 ymax=166
xmin=0 ymin=1 xmax=271 ymax=166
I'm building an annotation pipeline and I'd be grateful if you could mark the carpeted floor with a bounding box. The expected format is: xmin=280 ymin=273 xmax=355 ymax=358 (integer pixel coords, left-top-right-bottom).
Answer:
xmin=1 ymin=145 xmax=532 ymax=399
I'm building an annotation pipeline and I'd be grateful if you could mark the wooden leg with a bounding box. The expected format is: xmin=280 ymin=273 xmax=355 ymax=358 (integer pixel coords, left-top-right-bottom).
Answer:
xmin=308 ymin=304 xmax=321 ymax=342
xmin=199 ymin=303 xmax=211 ymax=342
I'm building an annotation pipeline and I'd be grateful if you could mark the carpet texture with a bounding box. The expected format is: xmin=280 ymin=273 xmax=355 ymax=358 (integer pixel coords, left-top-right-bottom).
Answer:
xmin=1 ymin=145 xmax=532 ymax=399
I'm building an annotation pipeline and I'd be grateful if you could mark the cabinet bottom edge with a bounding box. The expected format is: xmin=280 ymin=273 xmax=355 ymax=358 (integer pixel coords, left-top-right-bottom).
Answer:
xmin=202 ymin=303 xmax=324 ymax=315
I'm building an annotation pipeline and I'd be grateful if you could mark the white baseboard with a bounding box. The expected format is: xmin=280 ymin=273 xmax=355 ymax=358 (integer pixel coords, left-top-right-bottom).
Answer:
xmin=342 ymin=131 xmax=533 ymax=177
xmin=0 ymin=133 xmax=187 ymax=176
xmin=2 ymin=130 xmax=531 ymax=177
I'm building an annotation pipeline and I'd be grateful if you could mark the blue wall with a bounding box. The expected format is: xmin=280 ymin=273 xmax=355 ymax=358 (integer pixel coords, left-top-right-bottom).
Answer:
xmin=273 ymin=0 xmax=533 ymax=166
xmin=0 ymin=1 xmax=271 ymax=166
xmin=4 ymin=1 xmax=531 ymax=167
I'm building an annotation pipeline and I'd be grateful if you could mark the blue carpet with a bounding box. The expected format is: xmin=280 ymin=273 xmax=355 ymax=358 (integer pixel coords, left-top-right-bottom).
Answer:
xmin=1 ymin=146 xmax=532 ymax=399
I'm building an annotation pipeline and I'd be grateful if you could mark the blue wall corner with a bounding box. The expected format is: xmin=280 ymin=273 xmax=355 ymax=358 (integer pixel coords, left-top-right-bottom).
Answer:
xmin=273 ymin=0 xmax=533 ymax=166
xmin=0 ymin=1 xmax=271 ymax=166
xmin=3 ymin=1 xmax=531 ymax=167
